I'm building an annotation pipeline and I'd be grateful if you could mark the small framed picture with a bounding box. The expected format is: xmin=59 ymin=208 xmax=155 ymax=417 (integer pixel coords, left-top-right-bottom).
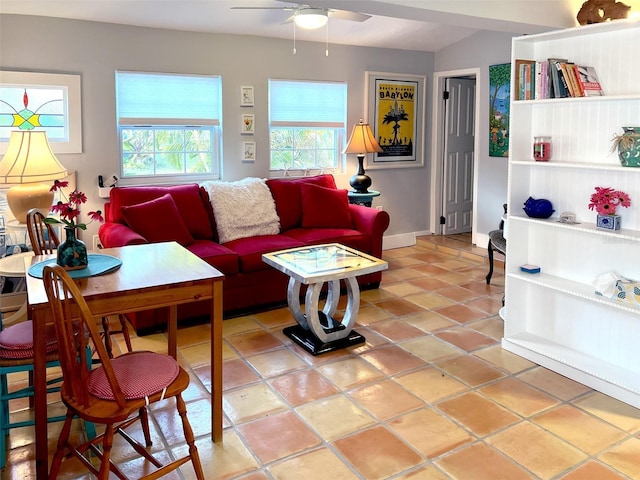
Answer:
xmin=243 ymin=141 xmax=256 ymax=162
xmin=241 ymin=86 xmax=254 ymax=107
xmin=241 ymin=114 xmax=255 ymax=134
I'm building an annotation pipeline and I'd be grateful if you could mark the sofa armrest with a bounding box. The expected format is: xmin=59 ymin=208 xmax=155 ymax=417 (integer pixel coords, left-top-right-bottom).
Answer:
xmin=98 ymin=222 xmax=148 ymax=248
xmin=349 ymin=204 xmax=390 ymax=258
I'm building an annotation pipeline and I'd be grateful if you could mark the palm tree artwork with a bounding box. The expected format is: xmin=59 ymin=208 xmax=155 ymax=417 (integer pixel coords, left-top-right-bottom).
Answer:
xmin=377 ymin=97 xmax=414 ymax=158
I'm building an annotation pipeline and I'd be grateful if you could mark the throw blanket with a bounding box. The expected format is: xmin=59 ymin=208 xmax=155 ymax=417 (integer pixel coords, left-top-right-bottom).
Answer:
xmin=200 ymin=178 xmax=280 ymax=243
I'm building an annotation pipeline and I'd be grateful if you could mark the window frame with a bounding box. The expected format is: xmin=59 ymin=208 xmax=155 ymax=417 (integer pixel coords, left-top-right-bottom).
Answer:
xmin=268 ymin=78 xmax=347 ymax=177
xmin=115 ymin=71 xmax=222 ymax=182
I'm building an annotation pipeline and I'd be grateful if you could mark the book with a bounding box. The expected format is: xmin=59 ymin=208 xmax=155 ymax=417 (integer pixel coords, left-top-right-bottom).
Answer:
xmin=514 ymin=59 xmax=535 ymax=100
xmin=575 ymin=65 xmax=604 ymax=96
xmin=571 ymin=64 xmax=585 ymax=96
xmin=561 ymin=62 xmax=582 ymax=97
xmin=548 ymin=58 xmax=568 ymax=98
xmin=555 ymin=60 xmax=571 ymax=98
xmin=535 ymin=61 xmax=549 ymax=99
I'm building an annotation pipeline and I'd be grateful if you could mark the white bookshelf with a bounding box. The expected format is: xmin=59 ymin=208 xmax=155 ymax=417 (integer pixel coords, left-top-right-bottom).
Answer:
xmin=504 ymin=19 xmax=640 ymax=408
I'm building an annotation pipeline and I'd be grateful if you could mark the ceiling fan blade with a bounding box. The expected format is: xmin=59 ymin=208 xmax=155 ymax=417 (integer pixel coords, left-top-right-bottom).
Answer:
xmin=328 ymin=9 xmax=371 ymax=22
xmin=230 ymin=6 xmax=296 ymax=10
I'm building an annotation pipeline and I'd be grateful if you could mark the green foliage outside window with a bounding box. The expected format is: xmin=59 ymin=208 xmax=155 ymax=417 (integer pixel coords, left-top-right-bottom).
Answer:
xmin=270 ymin=128 xmax=338 ymax=170
xmin=121 ymin=127 xmax=215 ymax=176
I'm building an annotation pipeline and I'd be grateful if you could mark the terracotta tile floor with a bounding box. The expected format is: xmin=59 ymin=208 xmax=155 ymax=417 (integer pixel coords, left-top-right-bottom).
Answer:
xmin=4 ymin=234 xmax=640 ymax=479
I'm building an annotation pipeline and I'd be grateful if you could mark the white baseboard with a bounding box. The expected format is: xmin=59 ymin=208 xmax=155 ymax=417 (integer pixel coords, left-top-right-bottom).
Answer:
xmin=383 ymin=230 xmax=442 ymax=250
xmin=383 ymin=230 xmax=488 ymax=251
xmin=382 ymin=232 xmax=416 ymax=250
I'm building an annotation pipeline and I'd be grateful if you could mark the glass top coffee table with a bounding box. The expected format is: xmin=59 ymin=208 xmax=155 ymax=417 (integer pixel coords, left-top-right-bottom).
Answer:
xmin=263 ymin=243 xmax=388 ymax=355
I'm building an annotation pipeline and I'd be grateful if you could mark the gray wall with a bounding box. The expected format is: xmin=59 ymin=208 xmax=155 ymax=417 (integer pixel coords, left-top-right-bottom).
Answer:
xmin=435 ymin=30 xmax=515 ymax=239
xmin=0 ymin=14 xmax=513 ymax=246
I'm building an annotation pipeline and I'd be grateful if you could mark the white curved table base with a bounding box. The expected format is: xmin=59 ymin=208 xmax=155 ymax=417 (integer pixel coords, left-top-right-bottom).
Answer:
xmin=285 ymin=276 xmax=365 ymax=354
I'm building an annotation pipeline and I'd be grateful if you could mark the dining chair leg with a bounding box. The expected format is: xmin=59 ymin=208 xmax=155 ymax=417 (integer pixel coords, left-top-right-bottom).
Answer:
xmin=486 ymin=240 xmax=495 ymax=285
xmin=1 ymin=374 xmax=8 ymax=470
xmin=101 ymin=317 xmax=114 ymax=358
xmin=98 ymin=425 xmax=115 ymax=480
xmin=118 ymin=315 xmax=133 ymax=353
xmin=48 ymin=412 xmax=74 ymax=480
xmin=177 ymin=393 xmax=205 ymax=480
xmin=139 ymin=407 xmax=152 ymax=447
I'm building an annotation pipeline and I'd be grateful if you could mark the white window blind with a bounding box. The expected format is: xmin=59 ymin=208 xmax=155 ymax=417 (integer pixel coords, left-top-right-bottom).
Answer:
xmin=116 ymin=71 xmax=221 ymax=125
xmin=269 ymin=79 xmax=346 ymax=127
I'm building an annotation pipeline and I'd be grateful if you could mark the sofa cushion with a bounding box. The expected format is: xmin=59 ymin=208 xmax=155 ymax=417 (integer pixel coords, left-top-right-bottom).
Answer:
xmin=285 ymin=228 xmax=370 ymax=253
xmin=122 ymin=194 xmax=194 ymax=246
xmin=110 ymin=184 xmax=214 ymax=240
xmin=223 ymin=234 xmax=305 ymax=273
xmin=300 ymin=183 xmax=353 ymax=229
xmin=186 ymin=239 xmax=239 ymax=275
xmin=266 ymin=174 xmax=337 ymax=231
xmin=201 ymin=178 xmax=280 ymax=243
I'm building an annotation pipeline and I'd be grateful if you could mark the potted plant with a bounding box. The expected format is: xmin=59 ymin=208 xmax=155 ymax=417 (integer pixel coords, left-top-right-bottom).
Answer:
xmin=588 ymin=186 xmax=631 ymax=231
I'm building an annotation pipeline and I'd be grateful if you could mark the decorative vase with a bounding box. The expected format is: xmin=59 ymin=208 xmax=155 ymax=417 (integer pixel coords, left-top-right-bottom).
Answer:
xmin=349 ymin=154 xmax=372 ymax=193
xmin=57 ymin=226 xmax=88 ymax=270
xmin=523 ymin=197 xmax=554 ymax=219
xmin=616 ymin=127 xmax=640 ymax=167
xmin=596 ymin=214 xmax=621 ymax=231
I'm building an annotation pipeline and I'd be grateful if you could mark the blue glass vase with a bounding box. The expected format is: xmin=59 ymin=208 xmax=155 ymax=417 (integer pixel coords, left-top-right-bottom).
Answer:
xmin=57 ymin=226 xmax=88 ymax=270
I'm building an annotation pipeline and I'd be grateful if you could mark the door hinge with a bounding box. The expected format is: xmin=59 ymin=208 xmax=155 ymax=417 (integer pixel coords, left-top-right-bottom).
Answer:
xmin=440 ymin=216 xmax=446 ymax=225
xmin=443 ymin=90 xmax=450 ymax=100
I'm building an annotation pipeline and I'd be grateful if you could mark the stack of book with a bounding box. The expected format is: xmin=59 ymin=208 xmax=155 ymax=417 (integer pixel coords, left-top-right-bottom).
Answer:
xmin=514 ymin=58 xmax=603 ymax=100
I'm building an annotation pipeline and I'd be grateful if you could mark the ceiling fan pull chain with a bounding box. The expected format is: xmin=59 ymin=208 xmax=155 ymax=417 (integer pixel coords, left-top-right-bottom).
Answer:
xmin=293 ymin=14 xmax=297 ymax=54
xmin=325 ymin=17 xmax=329 ymax=56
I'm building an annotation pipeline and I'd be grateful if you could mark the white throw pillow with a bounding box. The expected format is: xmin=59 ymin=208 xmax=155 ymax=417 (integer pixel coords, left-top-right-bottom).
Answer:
xmin=200 ymin=178 xmax=280 ymax=243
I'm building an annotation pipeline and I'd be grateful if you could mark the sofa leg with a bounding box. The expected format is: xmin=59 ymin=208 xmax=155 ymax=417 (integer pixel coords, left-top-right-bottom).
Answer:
xmin=486 ymin=240 xmax=494 ymax=285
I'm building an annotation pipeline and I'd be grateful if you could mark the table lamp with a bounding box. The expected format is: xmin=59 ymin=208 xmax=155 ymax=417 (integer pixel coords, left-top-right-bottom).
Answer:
xmin=343 ymin=119 xmax=383 ymax=193
xmin=0 ymin=130 xmax=68 ymax=223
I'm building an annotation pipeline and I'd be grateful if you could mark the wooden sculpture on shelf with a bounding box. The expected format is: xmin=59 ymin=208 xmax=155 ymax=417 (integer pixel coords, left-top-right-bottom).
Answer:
xmin=577 ymin=0 xmax=631 ymax=25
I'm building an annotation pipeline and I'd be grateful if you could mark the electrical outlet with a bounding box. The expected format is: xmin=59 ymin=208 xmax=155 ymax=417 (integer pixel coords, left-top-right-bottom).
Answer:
xmin=93 ymin=235 xmax=103 ymax=250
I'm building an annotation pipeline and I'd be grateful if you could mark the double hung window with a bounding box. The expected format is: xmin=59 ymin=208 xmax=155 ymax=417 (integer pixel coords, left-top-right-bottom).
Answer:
xmin=116 ymin=71 xmax=222 ymax=179
xmin=268 ymin=79 xmax=347 ymax=175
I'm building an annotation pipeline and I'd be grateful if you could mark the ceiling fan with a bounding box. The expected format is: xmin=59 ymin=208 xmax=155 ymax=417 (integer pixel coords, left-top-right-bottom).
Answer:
xmin=231 ymin=3 xmax=371 ymax=30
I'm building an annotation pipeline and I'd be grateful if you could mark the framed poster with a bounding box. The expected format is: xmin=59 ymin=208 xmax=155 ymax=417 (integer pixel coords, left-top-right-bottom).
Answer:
xmin=0 ymin=71 xmax=82 ymax=154
xmin=364 ymin=71 xmax=426 ymax=169
xmin=489 ymin=63 xmax=511 ymax=157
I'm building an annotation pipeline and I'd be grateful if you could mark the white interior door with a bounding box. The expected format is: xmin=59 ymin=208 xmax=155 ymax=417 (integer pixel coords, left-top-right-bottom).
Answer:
xmin=442 ymin=77 xmax=475 ymax=235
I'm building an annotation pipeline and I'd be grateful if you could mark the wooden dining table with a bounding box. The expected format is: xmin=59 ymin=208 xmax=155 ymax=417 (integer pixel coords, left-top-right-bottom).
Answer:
xmin=25 ymin=241 xmax=224 ymax=479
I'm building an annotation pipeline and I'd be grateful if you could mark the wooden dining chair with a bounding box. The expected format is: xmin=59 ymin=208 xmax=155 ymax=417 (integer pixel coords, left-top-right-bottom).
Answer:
xmin=26 ymin=208 xmax=133 ymax=357
xmin=0 ymin=310 xmax=65 ymax=470
xmin=42 ymin=264 xmax=205 ymax=480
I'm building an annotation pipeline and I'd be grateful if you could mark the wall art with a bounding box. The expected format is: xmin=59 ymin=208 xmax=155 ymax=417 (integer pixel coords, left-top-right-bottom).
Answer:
xmin=0 ymin=71 xmax=82 ymax=154
xmin=364 ymin=71 xmax=426 ymax=169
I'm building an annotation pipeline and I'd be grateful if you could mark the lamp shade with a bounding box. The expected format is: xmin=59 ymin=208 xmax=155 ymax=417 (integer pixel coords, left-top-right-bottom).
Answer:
xmin=295 ymin=8 xmax=328 ymax=29
xmin=0 ymin=131 xmax=68 ymax=223
xmin=0 ymin=131 xmax=68 ymax=184
xmin=343 ymin=120 xmax=383 ymax=154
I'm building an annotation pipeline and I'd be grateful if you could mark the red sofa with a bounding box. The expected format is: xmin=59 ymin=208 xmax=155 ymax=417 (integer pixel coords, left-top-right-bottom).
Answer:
xmin=98 ymin=174 xmax=390 ymax=333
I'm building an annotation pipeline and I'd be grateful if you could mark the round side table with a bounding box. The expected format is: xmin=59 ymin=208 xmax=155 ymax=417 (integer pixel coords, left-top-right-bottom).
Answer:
xmin=347 ymin=190 xmax=380 ymax=207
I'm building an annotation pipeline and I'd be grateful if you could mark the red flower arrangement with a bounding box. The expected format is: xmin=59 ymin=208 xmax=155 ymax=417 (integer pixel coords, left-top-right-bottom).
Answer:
xmin=588 ymin=186 xmax=631 ymax=216
xmin=44 ymin=180 xmax=104 ymax=230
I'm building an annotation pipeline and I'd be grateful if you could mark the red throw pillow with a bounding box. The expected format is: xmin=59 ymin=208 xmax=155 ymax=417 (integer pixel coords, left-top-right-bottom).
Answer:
xmin=300 ymin=183 xmax=353 ymax=229
xmin=267 ymin=174 xmax=338 ymax=231
xmin=122 ymin=193 xmax=194 ymax=246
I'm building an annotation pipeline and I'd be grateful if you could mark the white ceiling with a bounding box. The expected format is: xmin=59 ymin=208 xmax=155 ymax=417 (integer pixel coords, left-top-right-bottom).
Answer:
xmin=0 ymin=0 xmax=607 ymax=52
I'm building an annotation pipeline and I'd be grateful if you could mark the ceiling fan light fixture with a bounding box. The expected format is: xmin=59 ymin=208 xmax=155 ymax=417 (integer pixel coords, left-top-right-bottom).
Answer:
xmin=294 ymin=8 xmax=328 ymax=29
